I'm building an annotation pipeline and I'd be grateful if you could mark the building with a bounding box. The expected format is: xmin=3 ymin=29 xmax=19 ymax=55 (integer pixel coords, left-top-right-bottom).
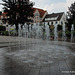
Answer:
xmin=0 ymin=8 xmax=48 ymax=25
xmin=43 ymin=12 xmax=66 ymax=26
xmin=32 ymin=8 xmax=48 ymax=23
xmin=0 ymin=12 xmax=8 ymax=26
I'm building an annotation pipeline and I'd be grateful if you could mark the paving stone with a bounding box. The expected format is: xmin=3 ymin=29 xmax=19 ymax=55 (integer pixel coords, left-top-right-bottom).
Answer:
xmin=28 ymin=68 xmax=40 ymax=75
xmin=0 ymin=36 xmax=75 ymax=75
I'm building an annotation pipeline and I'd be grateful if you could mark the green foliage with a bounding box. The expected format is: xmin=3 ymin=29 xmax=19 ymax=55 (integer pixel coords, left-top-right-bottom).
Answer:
xmin=0 ymin=25 xmax=6 ymax=31
xmin=66 ymin=31 xmax=71 ymax=37
xmin=40 ymin=24 xmax=44 ymax=26
xmin=57 ymin=25 xmax=62 ymax=31
xmin=50 ymin=33 xmax=54 ymax=37
xmin=73 ymin=20 xmax=75 ymax=29
xmin=0 ymin=31 xmax=9 ymax=36
xmin=67 ymin=2 xmax=75 ymax=31
xmin=58 ymin=31 xmax=62 ymax=37
xmin=4 ymin=31 xmax=9 ymax=35
xmin=73 ymin=20 xmax=75 ymax=25
xmin=73 ymin=31 xmax=75 ymax=34
xmin=2 ymin=0 xmax=34 ymax=30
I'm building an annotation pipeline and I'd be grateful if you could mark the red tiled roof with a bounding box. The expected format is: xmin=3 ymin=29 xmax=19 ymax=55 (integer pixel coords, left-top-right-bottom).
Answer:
xmin=33 ymin=8 xmax=47 ymax=18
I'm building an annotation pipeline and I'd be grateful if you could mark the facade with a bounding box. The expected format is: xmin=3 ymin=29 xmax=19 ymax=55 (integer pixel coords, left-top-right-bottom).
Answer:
xmin=0 ymin=12 xmax=8 ymax=26
xmin=0 ymin=11 xmax=66 ymax=27
xmin=43 ymin=12 xmax=66 ymax=26
xmin=33 ymin=8 xmax=48 ymax=23
xmin=0 ymin=8 xmax=48 ymax=25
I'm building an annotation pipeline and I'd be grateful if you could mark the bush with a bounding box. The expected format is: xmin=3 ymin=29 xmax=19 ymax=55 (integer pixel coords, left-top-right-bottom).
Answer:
xmin=0 ymin=25 xmax=6 ymax=31
xmin=0 ymin=31 xmax=9 ymax=36
xmin=73 ymin=31 xmax=75 ymax=34
xmin=4 ymin=31 xmax=9 ymax=36
xmin=50 ymin=33 xmax=54 ymax=37
xmin=66 ymin=31 xmax=71 ymax=37
xmin=58 ymin=31 xmax=62 ymax=37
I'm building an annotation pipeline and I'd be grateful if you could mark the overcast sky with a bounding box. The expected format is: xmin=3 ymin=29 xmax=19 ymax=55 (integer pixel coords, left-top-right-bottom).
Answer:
xmin=30 ymin=0 xmax=75 ymax=13
xmin=0 ymin=0 xmax=75 ymax=13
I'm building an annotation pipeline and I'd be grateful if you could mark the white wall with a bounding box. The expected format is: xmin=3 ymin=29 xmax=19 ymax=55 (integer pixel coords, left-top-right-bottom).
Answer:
xmin=41 ymin=11 xmax=48 ymax=22
xmin=59 ymin=13 xmax=66 ymax=25
xmin=33 ymin=10 xmax=40 ymax=23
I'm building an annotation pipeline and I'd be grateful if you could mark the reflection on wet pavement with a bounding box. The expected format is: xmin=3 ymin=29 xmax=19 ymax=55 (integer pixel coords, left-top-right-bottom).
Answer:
xmin=0 ymin=37 xmax=75 ymax=75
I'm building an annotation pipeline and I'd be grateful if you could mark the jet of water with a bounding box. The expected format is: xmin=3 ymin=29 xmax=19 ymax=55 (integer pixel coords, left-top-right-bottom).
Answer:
xmin=71 ymin=24 xmax=74 ymax=42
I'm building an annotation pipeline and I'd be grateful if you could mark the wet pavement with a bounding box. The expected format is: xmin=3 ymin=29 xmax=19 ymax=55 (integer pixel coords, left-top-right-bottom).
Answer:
xmin=0 ymin=36 xmax=75 ymax=75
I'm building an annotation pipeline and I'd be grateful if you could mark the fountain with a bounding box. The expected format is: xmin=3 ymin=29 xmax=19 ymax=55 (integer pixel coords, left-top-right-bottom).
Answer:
xmin=45 ymin=24 xmax=50 ymax=40
xmin=8 ymin=23 xmax=74 ymax=42
xmin=32 ymin=23 xmax=37 ymax=38
xmin=22 ymin=25 xmax=26 ymax=37
xmin=8 ymin=25 xmax=11 ymax=36
xmin=4 ymin=22 xmax=75 ymax=71
xmin=13 ymin=24 xmax=16 ymax=36
xmin=18 ymin=24 xmax=22 ymax=37
xmin=71 ymin=24 xmax=74 ymax=42
xmin=39 ymin=25 xmax=43 ymax=39
xmin=29 ymin=24 xmax=32 ymax=38
xmin=23 ymin=23 xmax=27 ymax=38
xmin=62 ymin=24 xmax=66 ymax=41
xmin=54 ymin=23 xmax=58 ymax=41
xmin=36 ymin=23 xmax=40 ymax=38
xmin=17 ymin=23 xmax=58 ymax=40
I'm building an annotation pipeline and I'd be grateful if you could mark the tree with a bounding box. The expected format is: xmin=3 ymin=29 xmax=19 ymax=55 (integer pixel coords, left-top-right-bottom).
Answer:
xmin=0 ymin=11 xmax=2 ymax=15
xmin=57 ymin=24 xmax=62 ymax=31
xmin=67 ymin=2 xmax=75 ymax=31
xmin=2 ymin=0 xmax=34 ymax=31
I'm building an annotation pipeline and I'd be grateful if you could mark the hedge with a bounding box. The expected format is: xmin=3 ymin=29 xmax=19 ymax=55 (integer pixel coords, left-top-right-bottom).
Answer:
xmin=0 ymin=31 xmax=9 ymax=36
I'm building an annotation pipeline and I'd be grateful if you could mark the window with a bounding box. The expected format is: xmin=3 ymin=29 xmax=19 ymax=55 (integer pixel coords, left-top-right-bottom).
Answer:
xmin=35 ymin=13 xmax=39 ymax=16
